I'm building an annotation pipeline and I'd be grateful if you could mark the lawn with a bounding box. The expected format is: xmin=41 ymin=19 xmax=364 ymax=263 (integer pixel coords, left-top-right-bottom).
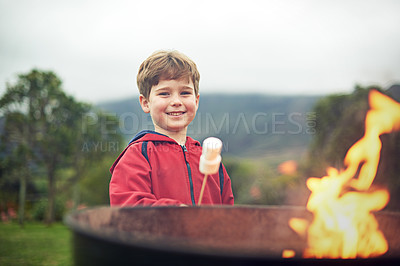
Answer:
xmin=0 ymin=222 xmax=72 ymax=266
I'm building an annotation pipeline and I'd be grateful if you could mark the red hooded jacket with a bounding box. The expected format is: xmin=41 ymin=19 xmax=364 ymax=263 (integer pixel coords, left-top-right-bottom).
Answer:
xmin=109 ymin=131 xmax=234 ymax=206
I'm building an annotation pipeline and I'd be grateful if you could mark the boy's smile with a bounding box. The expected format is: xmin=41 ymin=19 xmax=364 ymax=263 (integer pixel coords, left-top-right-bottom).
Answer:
xmin=139 ymin=77 xmax=199 ymax=142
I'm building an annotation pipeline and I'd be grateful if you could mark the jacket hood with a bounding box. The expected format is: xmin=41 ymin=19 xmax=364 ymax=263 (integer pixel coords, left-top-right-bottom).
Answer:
xmin=110 ymin=130 xmax=200 ymax=173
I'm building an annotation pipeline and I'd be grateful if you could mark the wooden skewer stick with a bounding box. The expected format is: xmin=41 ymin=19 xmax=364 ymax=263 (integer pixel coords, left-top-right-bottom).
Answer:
xmin=198 ymin=174 xmax=208 ymax=205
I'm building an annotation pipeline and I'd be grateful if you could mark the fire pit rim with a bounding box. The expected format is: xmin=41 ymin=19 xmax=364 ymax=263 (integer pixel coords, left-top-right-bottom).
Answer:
xmin=64 ymin=205 xmax=400 ymax=262
xmin=65 ymin=205 xmax=312 ymax=260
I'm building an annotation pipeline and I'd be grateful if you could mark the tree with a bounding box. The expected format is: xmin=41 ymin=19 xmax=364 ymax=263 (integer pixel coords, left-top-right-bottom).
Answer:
xmin=0 ymin=80 xmax=37 ymax=225
xmin=36 ymin=94 xmax=87 ymax=223
xmin=0 ymin=139 xmax=33 ymax=225
xmin=61 ymin=110 xmax=122 ymax=209
xmin=306 ymin=85 xmax=371 ymax=174
xmin=1 ymin=70 xmax=69 ymax=223
xmin=1 ymin=69 xmax=124 ymax=223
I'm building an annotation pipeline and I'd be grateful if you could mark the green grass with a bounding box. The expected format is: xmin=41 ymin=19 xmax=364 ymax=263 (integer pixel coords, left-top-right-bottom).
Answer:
xmin=0 ymin=222 xmax=72 ymax=266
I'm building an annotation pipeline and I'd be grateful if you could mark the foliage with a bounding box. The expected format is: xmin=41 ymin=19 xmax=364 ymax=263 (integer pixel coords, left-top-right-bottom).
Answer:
xmin=32 ymin=198 xmax=66 ymax=221
xmin=78 ymin=155 xmax=117 ymax=206
xmin=224 ymin=157 xmax=298 ymax=205
xmin=60 ymin=110 xmax=122 ymax=210
xmin=0 ymin=69 xmax=123 ymax=224
xmin=224 ymin=158 xmax=257 ymax=204
xmin=0 ymin=222 xmax=71 ymax=266
xmin=0 ymin=144 xmax=34 ymax=224
xmin=306 ymin=85 xmax=372 ymax=174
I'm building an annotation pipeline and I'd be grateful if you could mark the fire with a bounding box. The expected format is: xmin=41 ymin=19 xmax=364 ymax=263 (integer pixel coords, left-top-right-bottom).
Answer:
xmin=288 ymin=90 xmax=400 ymax=259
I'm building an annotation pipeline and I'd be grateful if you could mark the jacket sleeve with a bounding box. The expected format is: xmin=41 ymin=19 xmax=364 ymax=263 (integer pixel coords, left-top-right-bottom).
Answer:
xmin=221 ymin=163 xmax=234 ymax=205
xmin=109 ymin=143 xmax=183 ymax=206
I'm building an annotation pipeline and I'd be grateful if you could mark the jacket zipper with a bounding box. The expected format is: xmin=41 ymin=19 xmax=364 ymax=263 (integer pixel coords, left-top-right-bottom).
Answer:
xmin=182 ymin=145 xmax=196 ymax=205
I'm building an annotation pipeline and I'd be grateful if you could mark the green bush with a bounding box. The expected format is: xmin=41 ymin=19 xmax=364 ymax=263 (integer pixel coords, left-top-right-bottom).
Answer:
xmin=32 ymin=198 xmax=66 ymax=221
xmin=224 ymin=157 xmax=297 ymax=205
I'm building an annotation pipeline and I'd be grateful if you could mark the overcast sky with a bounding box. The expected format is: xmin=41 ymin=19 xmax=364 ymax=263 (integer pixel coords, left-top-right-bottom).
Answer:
xmin=1 ymin=0 xmax=400 ymax=104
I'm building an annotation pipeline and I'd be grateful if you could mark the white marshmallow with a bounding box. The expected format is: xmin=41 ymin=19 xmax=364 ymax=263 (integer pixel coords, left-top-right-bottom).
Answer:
xmin=199 ymin=137 xmax=222 ymax=174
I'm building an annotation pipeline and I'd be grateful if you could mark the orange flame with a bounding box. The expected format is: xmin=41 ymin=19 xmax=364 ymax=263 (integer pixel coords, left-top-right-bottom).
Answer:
xmin=289 ymin=90 xmax=400 ymax=259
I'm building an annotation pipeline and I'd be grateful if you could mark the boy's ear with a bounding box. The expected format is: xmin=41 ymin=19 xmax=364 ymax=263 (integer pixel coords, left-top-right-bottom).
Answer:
xmin=195 ymin=94 xmax=200 ymax=110
xmin=139 ymin=94 xmax=150 ymax=113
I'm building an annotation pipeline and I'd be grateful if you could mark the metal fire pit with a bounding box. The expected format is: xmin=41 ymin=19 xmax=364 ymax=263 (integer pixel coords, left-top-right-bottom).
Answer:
xmin=65 ymin=206 xmax=400 ymax=266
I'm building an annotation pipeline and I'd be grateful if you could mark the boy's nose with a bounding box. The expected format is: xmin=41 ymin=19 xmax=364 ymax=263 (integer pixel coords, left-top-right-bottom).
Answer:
xmin=170 ymin=94 xmax=183 ymax=106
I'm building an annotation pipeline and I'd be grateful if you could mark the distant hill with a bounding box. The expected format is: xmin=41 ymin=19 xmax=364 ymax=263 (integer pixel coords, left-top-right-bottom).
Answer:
xmin=97 ymin=93 xmax=322 ymax=162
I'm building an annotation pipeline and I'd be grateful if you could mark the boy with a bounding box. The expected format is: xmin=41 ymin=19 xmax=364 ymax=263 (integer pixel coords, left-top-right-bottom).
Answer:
xmin=109 ymin=50 xmax=234 ymax=206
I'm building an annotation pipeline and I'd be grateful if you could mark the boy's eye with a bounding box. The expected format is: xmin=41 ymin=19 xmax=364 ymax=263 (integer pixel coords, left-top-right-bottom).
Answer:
xmin=158 ymin=92 xmax=169 ymax=96
xmin=181 ymin=91 xmax=192 ymax=95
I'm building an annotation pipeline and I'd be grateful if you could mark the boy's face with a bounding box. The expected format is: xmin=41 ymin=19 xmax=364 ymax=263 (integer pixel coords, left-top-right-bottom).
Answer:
xmin=139 ymin=77 xmax=199 ymax=137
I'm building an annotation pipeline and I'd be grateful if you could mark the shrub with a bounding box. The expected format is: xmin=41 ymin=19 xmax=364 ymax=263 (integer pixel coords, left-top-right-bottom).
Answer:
xmin=32 ymin=198 xmax=66 ymax=221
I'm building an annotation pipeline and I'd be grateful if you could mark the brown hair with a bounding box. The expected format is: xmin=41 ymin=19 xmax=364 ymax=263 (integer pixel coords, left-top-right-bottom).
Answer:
xmin=137 ymin=50 xmax=200 ymax=99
